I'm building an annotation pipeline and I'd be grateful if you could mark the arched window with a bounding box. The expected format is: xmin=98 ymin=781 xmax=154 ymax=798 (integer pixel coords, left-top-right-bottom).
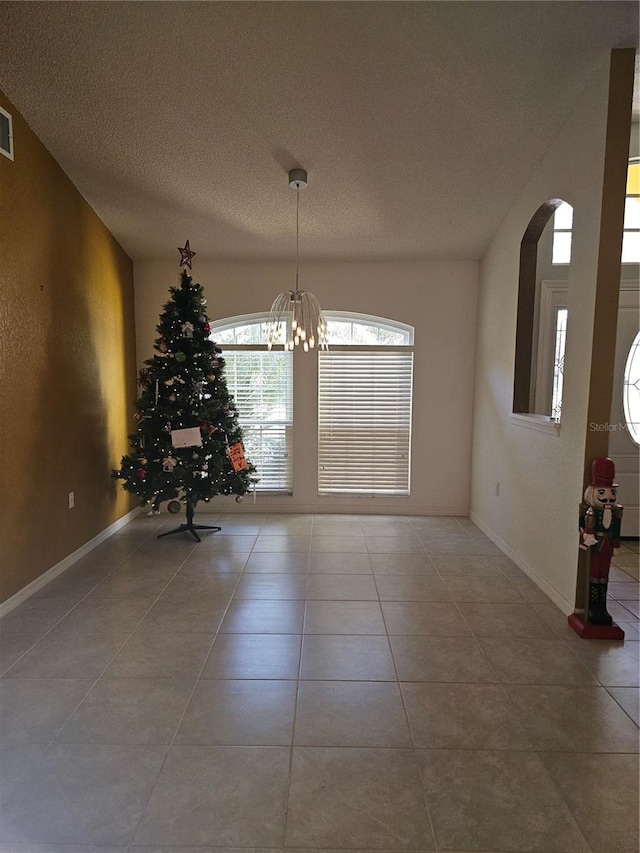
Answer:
xmin=211 ymin=311 xmax=415 ymax=497
xmin=210 ymin=314 xmax=293 ymax=492
xmin=318 ymin=313 xmax=414 ymax=495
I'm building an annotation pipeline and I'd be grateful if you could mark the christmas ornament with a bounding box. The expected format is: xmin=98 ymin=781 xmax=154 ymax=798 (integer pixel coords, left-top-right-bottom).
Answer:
xmin=158 ymin=338 xmax=168 ymax=353
xmin=137 ymin=468 xmax=147 ymax=480
xmin=162 ymin=456 xmax=178 ymax=472
xmin=235 ymin=495 xmax=243 ymax=503
xmin=178 ymin=240 xmax=196 ymax=269
xmin=203 ymin=322 xmax=211 ymax=334
xmin=170 ymin=427 xmax=202 ymax=448
xmin=175 ymin=352 xmax=187 ymax=363
xmin=137 ymin=368 xmax=151 ymax=388
xmin=167 ymin=500 xmax=181 ymax=514
xmin=181 ymin=322 xmax=194 ymax=338
xmin=228 ymin=442 xmax=248 ymax=472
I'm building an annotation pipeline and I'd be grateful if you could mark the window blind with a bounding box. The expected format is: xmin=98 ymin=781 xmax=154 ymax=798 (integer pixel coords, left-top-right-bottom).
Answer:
xmin=318 ymin=351 xmax=413 ymax=495
xmin=223 ymin=351 xmax=293 ymax=491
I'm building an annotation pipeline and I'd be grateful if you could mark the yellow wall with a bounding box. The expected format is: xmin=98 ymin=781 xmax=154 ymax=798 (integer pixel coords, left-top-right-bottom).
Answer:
xmin=0 ymin=89 xmax=137 ymax=603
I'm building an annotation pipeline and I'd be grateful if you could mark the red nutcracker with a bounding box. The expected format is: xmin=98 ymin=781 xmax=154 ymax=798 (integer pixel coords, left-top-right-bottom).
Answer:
xmin=569 ymin=458 xmax=624 ymax=640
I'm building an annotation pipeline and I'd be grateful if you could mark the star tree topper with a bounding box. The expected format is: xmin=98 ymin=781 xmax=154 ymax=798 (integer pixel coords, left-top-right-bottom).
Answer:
xmin=178 ymin=240 xmax=196 ymax=268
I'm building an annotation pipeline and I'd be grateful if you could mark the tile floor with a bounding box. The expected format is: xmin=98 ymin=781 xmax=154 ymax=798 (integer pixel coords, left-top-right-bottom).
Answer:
xmin=0 ymin=512 xmax=638 ymax=852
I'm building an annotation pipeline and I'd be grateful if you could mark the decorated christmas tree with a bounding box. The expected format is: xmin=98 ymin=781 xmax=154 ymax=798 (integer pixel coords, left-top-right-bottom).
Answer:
xmin=113 ymin=243 xmax=257 ymax=539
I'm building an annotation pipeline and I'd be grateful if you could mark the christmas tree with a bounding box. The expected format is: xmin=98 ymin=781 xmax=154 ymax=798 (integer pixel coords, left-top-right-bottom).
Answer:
xmin=113 ymin=247 xmax=257 ymax=539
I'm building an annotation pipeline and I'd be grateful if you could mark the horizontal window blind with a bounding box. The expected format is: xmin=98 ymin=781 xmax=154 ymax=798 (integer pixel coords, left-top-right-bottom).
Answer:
xmin=223 ymin=351 xmax=293 ymax=491
xmin=318 ymin=351 xmax=413 ymax=495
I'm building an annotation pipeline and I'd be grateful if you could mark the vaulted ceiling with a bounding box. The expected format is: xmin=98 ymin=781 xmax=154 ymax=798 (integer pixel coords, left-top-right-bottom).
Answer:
xmin=0 ymin=1 xmax=637 ymax=261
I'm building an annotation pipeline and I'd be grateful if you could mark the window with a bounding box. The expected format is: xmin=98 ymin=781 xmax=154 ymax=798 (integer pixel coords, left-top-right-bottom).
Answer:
xmin=318 ymin=313 xmax=414 ymax=496
xmin=0 ymin=106 xmax=13 ymax=160
xmin=551 ymin=308 xmax=568 ymax=420
xmin=622 ymin=159 xmax=640 ymax=263
xmin=210 ymin=315 xmax=293 ymax=492
xmin=623 ymin=329 xmax=640 ymax=446
xmin=552 ymin=202 xmax=573 ymax=265
xmin=534 ymin=282 xmax=568 ymax=420
xmin=551 ymin=161 xmax=640 ymax=265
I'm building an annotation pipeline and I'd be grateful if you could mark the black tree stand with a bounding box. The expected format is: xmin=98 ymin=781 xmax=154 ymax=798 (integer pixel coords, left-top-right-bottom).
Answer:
xmin=157 ymin=499 xmax=221 ymax=542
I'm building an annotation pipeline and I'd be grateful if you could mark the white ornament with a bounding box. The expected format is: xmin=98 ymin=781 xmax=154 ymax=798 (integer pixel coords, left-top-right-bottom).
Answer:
xmin=162 ymin=456 xmax=178 ymax=472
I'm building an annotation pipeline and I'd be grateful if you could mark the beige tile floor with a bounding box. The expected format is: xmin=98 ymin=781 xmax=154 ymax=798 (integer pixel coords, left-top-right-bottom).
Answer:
xmin=0 ymin=513 xmax=638 ymax=852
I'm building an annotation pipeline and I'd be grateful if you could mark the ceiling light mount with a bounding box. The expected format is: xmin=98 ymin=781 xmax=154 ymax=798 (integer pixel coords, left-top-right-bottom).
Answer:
xmin=288 ymin=168 xmax=308 ymax=189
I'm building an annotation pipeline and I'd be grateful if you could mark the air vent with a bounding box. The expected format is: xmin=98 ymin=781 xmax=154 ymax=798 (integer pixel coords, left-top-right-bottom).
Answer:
xmin=0 ymin=107 xmax=14 ymax=160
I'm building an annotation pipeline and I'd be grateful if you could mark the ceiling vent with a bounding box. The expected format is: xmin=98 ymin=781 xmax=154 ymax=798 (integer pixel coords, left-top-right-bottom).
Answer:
xmin=0 ymin=107 xmax=13 ymax=160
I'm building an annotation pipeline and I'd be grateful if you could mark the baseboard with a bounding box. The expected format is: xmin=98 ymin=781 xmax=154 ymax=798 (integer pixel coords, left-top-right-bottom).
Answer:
xmin=469 ymin=510 xmax=572 ymax=614
xmin=0 ymin=507 xmax=142 ymax=618
xmin=207 ymin=501 xmax=470 ymax=517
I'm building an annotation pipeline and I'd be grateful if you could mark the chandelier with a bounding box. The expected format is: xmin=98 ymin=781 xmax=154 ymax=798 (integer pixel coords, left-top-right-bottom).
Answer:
xmin=267 ymin=169 xmax=328 ymax=352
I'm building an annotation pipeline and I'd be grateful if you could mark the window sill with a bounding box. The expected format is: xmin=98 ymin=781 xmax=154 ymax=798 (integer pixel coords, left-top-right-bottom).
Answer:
xmin=510 ymin=413 xmax=561 ymax=435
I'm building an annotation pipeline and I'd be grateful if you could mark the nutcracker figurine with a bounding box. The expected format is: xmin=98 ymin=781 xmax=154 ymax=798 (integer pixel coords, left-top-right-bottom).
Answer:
xmin=568 ymin=457 xmax=625 ymax=640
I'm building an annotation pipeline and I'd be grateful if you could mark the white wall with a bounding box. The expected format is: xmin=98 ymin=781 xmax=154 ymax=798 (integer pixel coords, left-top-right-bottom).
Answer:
xmin=470 ymin=57 xmax=615 ymax=612
xmin=134 ymin=258 xmax=478 ymax=516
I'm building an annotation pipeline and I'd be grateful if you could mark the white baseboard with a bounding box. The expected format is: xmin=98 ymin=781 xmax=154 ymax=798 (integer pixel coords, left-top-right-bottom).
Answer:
xmin=0 ymin=507 xmax=142 ymax=618
xmin=469 ymin=511 xmax=572 ymax=614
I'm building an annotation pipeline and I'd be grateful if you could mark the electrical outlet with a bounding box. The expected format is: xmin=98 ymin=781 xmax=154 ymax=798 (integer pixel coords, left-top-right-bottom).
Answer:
xmin=68 ymin=491 xmax=75 ymax=509
xmin=495 ymin=482 xmax=500 ymax=498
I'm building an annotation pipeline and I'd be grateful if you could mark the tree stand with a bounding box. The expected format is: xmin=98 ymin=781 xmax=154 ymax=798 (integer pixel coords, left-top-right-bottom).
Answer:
xmin=157 ymin=500 xmax=221 ymax=542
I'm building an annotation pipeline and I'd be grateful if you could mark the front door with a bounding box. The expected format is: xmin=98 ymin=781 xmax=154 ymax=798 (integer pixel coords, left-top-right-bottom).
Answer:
xmin=609 ymin=287 xmax=640 ymax=537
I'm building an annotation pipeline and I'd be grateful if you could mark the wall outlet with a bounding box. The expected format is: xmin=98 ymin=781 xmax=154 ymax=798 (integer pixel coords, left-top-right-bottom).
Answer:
xmin=495 ymin=482 xmax=500 ymax=498
xmin=68 ymin=491 xmax=75 ymax=509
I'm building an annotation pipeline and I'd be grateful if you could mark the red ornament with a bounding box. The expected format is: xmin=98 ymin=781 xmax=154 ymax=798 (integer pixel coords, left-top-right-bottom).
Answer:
xmin=137 ymin=468 xmax=147 ymax=480
xmin=203 ymin=322 xmax=211 ymax=334
xmin=178 ymin=240 xmax=196 ymax=269
xmin=137 ymin=368 xmax=151 ymax=388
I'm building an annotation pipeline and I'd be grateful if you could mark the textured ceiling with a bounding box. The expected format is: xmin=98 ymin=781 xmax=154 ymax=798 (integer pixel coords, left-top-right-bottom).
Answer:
xmin=0 ymin=1 xmax=638 ymax=261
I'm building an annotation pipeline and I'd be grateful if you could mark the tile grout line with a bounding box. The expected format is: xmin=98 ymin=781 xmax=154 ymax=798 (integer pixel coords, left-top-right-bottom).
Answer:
xmin=373 ymin=553 xmax=441 ymax=853
xmin=123 ymin=517 xmax=263 ymax=851
xmin=41 ymin=539 xmax=205 ymax=752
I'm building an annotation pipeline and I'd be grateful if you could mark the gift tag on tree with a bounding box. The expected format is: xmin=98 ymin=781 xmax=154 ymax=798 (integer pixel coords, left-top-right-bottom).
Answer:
xmin=171 ymin=427 xmax=202 ymax=448
xmin=228 ymin=442 xmax=248 ymax=471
